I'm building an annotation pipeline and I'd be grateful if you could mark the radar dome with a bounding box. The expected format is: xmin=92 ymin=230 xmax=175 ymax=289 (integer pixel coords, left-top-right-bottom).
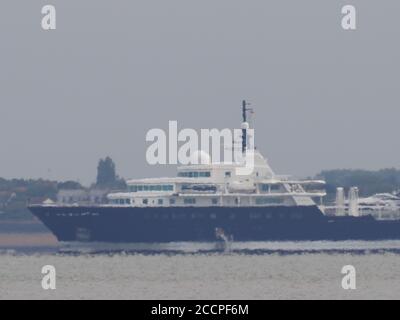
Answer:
xmin=190 ymin=150 xmax=211 ymax=165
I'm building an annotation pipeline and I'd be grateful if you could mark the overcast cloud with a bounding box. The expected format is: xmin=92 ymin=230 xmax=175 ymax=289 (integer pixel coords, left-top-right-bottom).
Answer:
xmin=0 ymin=1 xmax=399 ymax=185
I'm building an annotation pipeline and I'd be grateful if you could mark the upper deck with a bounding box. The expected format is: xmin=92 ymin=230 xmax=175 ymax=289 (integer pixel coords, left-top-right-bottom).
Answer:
xmin=107 ymin=148 xmax=326 ymax=208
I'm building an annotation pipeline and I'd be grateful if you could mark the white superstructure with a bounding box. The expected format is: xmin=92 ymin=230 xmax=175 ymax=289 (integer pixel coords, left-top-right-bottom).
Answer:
xmin=107 ymin=101 xmax=326 ymax=208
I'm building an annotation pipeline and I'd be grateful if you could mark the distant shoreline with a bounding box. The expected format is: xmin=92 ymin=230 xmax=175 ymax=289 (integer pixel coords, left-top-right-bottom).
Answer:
xmin=0 ymin=219 xmax=57 ymax=249
xmin=0 ymin=233 xmax=58 ymax=249
xmin=0 ymin=219 xmax=49 ymax=233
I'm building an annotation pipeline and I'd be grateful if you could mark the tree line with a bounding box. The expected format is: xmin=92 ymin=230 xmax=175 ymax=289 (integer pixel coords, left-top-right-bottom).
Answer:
xmin=1 ymin=160 xmax=399 ymax=219
xmin=0 ymin=157 xmax=125 ymax=219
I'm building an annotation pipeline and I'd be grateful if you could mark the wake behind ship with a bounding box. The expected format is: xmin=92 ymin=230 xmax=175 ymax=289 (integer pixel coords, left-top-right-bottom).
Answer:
xmin=29 ymin=102 xmax=400 ymax=244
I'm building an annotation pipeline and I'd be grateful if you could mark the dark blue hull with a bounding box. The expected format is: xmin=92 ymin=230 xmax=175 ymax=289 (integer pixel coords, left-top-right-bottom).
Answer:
xmin=28 ymin=205 xmax=400 ymax=242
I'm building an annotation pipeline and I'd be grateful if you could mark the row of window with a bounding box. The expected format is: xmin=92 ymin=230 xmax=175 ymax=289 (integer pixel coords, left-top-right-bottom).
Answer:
xmin=111 ymin=199 xmax=131 ymax=205
xmin=110 ymin=198 xmax=176 ymax=205
xmin=183 ymin=198 xmax=196 ymax=204
xmin=178 ymin=171 xmax=211 ymax=178
xmin=110 ymin=197 xmax=285 ymax=206
xmin=110 ymin=198 xmax=202 ymax=205
xmin=128 ymin=185 xmax=174 ymax=192
xmin=181 ymin=184 xmax=217 ymax=192
xmin=128 ymin=183 xmax=283 ymax=193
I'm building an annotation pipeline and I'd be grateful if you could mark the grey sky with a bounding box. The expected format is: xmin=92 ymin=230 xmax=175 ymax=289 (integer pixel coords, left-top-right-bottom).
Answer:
xmin=0 ymin=1 xmax=399 ymax=185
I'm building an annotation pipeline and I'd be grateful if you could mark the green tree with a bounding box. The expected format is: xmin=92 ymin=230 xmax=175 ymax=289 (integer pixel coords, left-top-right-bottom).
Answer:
xmin=96 ymin=157 xmax=117 ymax=186
xmin=95 ymin=157 xmax=126 ymax=189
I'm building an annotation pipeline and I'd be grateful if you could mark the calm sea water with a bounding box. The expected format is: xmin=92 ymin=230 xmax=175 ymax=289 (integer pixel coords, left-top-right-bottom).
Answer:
xmin=1 ymin=241 xmax=400 ymax=299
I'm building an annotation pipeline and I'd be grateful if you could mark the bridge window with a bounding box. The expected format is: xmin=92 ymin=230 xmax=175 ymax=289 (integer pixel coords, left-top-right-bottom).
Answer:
xmin=199 ymin=172 xmax=211 ymax=177
xmin=129 ymin=185 xmax=137 ymax=192
xmin=178 ymin=171 xmax=211 ymax=178
xmin=142 ymin=199 xmax=148 ymax=205
xmin=129 ymin=184 xmax=174 ymax=192
xmin=211 ymin=198 xmax=218 ymax=205
xmin=158 ymin=199 xmax=163 ymax=205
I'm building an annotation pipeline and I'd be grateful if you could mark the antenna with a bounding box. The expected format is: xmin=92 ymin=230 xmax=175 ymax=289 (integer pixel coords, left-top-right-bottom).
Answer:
xmin=241 ymin=100 xmax=253 ymax=153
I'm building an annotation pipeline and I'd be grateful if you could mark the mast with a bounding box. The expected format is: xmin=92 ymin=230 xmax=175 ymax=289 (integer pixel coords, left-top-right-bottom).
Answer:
xmin=241 ymin=100 xmax=252 ymax=153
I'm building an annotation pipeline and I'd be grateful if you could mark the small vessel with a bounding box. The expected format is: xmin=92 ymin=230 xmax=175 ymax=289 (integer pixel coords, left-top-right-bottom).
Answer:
xmin=29 ymin=101 xmax=400 ymax=244
xmin=351 ymin=193 xmax=400 ymax=220
xmin=324 ymin=188 xmax=400 ymax=220
xmin=358 ymin=193 xmax=400 ymax=211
